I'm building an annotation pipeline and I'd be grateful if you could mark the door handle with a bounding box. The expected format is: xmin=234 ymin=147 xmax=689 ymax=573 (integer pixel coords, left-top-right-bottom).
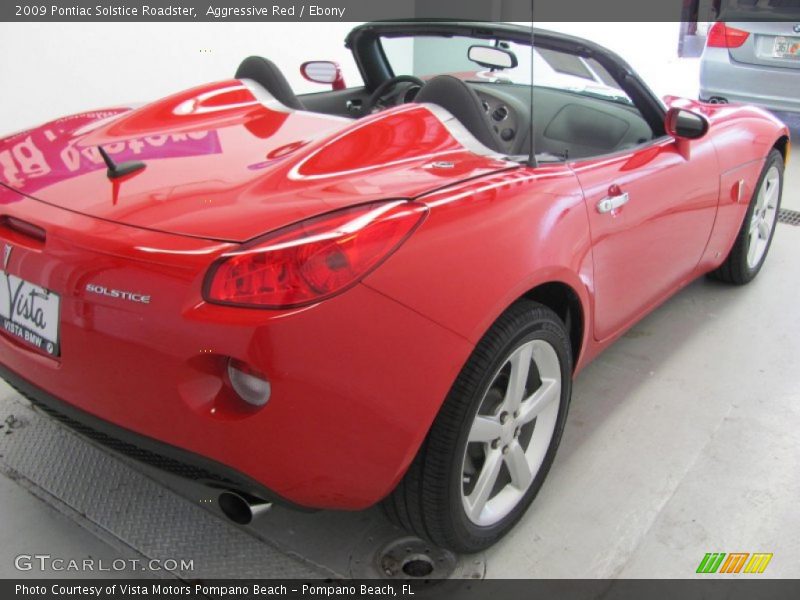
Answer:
xmin=597 ymin=192 xmax=629 ymax=214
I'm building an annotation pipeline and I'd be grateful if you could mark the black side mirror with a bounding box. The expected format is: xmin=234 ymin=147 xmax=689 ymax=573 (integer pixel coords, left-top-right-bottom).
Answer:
xmin=665 ymin=107 xmax=709 ymax=140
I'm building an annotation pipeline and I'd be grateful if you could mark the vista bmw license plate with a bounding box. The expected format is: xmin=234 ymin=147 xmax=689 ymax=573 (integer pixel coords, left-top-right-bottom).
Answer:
xmin=0 ymin=271 xmax=60 ymax=356
xmin=772 ymin=36 xmax=800 ymax=59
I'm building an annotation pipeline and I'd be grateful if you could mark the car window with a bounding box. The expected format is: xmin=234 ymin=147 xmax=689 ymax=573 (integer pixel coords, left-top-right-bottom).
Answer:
xmin=379 ymin=34 xmax=655 ymax=161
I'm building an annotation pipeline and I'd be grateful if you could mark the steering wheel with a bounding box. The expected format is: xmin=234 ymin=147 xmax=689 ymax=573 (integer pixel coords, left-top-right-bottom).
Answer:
xmin=363 ymin=75 xmax=425 ymax=114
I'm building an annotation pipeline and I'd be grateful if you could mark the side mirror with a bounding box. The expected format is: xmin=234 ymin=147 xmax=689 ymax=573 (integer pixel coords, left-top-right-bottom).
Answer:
xmin=665 ymin=107 xmax=709 ymax=140
xmin=468 ymin=45 xmax=518 ymax=70
xmin=300 ymin=61 xmax=345 ymax=91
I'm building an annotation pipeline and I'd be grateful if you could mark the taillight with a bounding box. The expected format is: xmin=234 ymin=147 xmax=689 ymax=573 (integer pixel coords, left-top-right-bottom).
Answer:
xmin=706 ymin=22 xmax=750 ymax=49
xmin=203 ymin=200 xmax=427 ymax=308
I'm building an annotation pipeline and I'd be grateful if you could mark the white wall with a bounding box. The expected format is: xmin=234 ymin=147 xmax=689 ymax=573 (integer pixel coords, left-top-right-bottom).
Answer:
xmin=542 ymin=22 xmax=700 ymax=100
xmin=0 ymin=22 xmax=362 ymax=136
xmin=0 ymin=22 xmax=700 ymax=137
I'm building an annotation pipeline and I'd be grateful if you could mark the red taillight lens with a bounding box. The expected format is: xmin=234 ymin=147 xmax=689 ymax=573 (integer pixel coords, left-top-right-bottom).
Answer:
xmin=707 ymin=22 xmax=750 ymax=49
xmin=204 ymin=200 xmax=427 ymax=308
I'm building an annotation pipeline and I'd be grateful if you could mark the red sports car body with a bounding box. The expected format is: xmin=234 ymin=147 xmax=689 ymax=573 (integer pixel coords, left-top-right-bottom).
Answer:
xmin=0 ymin=22 xmax=789 ymax=550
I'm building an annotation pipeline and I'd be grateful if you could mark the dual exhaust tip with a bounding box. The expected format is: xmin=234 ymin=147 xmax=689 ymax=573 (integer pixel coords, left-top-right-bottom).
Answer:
xmin=218 ymin=490 xmax=272 ymax=525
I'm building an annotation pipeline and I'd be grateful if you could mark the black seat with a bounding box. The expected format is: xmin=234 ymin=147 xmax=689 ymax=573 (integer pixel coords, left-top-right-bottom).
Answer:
xmin=235 ymin=56 xmax=304 ymax=110
xmin=415 ymin=75 xmax=501 ymax=152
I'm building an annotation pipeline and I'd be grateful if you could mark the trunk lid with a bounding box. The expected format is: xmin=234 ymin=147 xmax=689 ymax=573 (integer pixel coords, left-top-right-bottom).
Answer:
xmin=0 ymin=80 xmax=513 ymax=242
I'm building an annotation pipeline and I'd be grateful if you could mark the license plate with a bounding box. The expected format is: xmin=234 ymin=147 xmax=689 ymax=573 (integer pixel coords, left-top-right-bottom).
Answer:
xmin=0 ymin=271 xmax=60 ymax=356
xmin=772 ymin=36 xmax=800 ymax=59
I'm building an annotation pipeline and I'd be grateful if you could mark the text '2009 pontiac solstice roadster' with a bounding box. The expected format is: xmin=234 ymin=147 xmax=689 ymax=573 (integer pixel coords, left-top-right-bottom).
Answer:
xmin=0 ymin=21 xmax=789 ymax=552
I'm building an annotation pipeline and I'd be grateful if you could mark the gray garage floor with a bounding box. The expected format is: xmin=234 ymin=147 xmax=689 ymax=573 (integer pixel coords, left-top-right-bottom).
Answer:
xmin=0 ymin=135 xmax=798 ymax=580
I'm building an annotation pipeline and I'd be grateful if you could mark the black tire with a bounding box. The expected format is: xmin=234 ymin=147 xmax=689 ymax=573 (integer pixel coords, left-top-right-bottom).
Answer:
xmin=709 ymin=149 xmax=784 ymax=285
xmin=383 ymin=300 xmax=573 ymax=552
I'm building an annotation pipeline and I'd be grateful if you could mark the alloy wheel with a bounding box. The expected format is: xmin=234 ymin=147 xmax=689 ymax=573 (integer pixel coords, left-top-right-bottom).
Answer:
xmin=747 ymin=165 xmax=781 ymax=269
xmin=461 ymin=339 xmax=562 ymax=527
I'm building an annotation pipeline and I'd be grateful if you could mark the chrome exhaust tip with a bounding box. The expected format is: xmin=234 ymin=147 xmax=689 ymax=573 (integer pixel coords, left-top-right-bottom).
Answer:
xmin=218 ymin=490 xmax=272 ymax=525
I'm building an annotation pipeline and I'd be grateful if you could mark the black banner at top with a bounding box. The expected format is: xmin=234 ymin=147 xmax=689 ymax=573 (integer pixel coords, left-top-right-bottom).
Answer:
xmin=2 ymin=0 xmax=799 ymax=22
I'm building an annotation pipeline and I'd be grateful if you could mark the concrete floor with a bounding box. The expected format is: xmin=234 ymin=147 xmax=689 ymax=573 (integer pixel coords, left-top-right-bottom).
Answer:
xmin=0 ymin=127 xmax=798 ymax=580
xmin=0 ymin=474 xmax=151 ymax=579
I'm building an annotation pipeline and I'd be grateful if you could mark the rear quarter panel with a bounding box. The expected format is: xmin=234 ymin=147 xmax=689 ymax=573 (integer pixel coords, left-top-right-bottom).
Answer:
xmin=363 ymin=164 xmax=595 ymax=370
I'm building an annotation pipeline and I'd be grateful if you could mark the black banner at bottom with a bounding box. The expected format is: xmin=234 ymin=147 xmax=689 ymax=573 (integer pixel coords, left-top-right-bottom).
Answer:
xmin=4 ymin=579 xmax=800 ymax=600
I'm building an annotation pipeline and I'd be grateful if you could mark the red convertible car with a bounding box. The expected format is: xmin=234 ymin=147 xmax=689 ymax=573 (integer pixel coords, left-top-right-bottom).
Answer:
xmin=0 ymin=21 xmax=788 ymax=552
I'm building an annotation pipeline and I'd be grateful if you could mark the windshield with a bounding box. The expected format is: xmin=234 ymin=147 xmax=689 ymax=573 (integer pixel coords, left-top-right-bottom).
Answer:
xmin=380 ymin=34 xmax=633 ymax=106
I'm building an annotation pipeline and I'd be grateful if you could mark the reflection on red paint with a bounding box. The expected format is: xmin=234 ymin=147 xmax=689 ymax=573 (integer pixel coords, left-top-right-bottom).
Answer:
xmin=298 ymin=108 xmax=454 ymax=176
xmin=0 ymin=111 xmax=221 ymax=197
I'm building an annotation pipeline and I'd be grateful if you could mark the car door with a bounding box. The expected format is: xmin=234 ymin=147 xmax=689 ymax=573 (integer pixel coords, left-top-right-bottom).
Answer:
xmin=571 ymin=136 xmax=719 ymax=341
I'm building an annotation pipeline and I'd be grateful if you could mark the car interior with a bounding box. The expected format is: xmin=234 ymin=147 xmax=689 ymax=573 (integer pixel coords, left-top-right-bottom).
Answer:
xmin=234 ymin=32 xmax=658 ymax=163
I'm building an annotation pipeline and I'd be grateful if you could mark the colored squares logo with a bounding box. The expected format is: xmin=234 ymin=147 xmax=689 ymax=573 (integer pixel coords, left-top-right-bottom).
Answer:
xmin=697 ymin=552 xmax=773 ymax=574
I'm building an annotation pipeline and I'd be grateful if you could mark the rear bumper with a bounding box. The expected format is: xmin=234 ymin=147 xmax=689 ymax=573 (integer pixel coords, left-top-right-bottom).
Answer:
xmin=0 ymin=283 xmax=471 ymax=510
xmin=1 ymin=362 xmax=295 ymax=506
xmin=700 ymin=47 xmax=800 ymax=112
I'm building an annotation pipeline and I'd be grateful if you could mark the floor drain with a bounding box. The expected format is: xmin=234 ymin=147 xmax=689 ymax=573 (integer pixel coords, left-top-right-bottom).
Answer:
xmin=348 ymin=526 xmax=485 ymax=580
xmin=377 ymin=536 xmax=456 ymax=580
xmin=778 ymin=208 xmax=800 ymax=227
xmin=401 ymin=554 xmax=435 ymax=577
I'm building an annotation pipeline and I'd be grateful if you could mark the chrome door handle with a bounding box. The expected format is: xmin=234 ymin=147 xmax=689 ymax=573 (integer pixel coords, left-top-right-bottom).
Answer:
xmin=597 ymin=192 xmax=629 ymax=214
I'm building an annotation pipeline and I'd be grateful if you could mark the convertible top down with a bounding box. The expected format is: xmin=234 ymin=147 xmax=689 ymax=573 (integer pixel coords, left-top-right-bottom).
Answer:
xmin=0 ymin=21 xmax=788 ymax=551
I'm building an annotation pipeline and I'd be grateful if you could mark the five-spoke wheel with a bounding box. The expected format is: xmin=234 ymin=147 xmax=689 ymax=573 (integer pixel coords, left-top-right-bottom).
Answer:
xmin=746 ymin=164 xmax=781 ymax=270
xmin=711 ymin=148 xmax=784 ymax=285
xmin=462 ymin=339 xmax=561 ymax=526
xmin=383 ymin=300 xmax=572 ymax=552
